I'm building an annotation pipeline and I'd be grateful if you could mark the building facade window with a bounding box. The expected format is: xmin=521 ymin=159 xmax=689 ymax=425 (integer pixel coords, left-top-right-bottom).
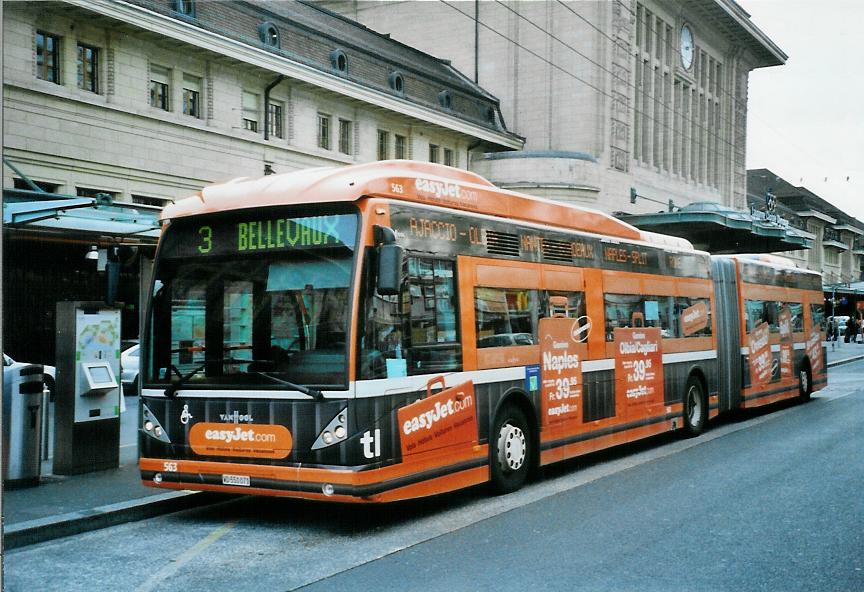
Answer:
xmin=173 ymin=0 xmax=195 ymax=17
xmin=13 ymin=178 xmax=59 ymax=193
xmin=429 ymin=144 xmax=439 ymax=163
xmin=132 ymin=195 xmax=167 ymax=207
xmin=182 ymin=74 xmax=201 ymax=117
xmin=36 ymin=31 xmax=61 ymax=84
xmin=268 ymin=101 xmax=284 ymax=139
xmin=318 ymin=113 xmax=331 ymax=149
xmin=76 ymin=187 xmax=118 ymax=201
xmin=338 ymin=118 xmax=352 ymax=155
xmin=258 ymin=22 xmax=280 ymax=48
xmin=394 ymin=134 xmax=406 ymax=159
xmin=377 ymin=130 xmax=389 ymax=160
xmin=330 ymin=49 xmax=348 ymax=74
xmin=443 ymin=148 xmax=453 ymax=166
xmin=149 ymin=65 xmax=171 ymax=111
xmin=242 ymin=91 xmax=259 ymax=132
xmin=77 ymin=43 xmax=99 ymax=93
xmin=388 ymin=71 xmax=404 ymax=95
xmin=633 ymin=2 xmax=723 ymax=189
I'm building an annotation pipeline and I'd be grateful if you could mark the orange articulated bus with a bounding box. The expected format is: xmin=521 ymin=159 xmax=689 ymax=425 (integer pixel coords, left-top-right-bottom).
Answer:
xmin=139 ymin=161 xmax=827 ymax=502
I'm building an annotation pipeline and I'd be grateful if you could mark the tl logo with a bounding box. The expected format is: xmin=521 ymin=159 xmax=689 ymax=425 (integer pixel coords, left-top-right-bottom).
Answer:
xmin=360 ymin=429 xmax=381 ymax=459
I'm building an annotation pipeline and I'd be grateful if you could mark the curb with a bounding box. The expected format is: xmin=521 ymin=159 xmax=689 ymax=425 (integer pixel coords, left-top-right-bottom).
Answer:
xmin=4 ymin=490 xmax=223 ymax=550
xmin=827 ymin=354 xmax=864 ymax=369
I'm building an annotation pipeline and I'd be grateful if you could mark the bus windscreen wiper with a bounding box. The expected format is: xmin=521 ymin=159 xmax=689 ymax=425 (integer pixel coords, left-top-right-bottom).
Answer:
xmin=163 ymin=357 xmax=261 ymax=398
xmin=248 ymin=371 xmax=324 ymax=401
xmin=164 ymin=363 xmax=204 ymax=398
xmin=164 ymin=359 xmax=324 ymax=401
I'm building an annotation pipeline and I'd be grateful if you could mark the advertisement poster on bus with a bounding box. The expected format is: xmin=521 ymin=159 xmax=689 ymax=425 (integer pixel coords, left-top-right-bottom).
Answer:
xmin=397 ymin=380 xmax=477 ymax=457
xmin=806 ymin=326 xmax=823 ymax=376
xmin=681 ymin=301 xmax=709 ymax=337
xmin=614 ymin=327 xmax=664 ymax=414
xmin=778 ymin=306 xmax=793 ymax=379
xmin=539 ymin=318 xmax=586 ymax=426
xmin=749 ymin=321 xmax=772 ymax=388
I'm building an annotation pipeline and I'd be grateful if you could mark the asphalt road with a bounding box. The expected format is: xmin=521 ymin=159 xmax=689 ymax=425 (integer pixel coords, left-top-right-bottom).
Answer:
xmin=6 ymin=362 xmax=863 ymax=592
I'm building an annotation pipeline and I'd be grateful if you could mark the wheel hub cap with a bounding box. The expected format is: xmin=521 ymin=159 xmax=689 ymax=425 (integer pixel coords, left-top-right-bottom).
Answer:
xmin=688 ymin=387 xmax=701 ymax=423
xmin=498 ymin=423 xmax=526 ymax=472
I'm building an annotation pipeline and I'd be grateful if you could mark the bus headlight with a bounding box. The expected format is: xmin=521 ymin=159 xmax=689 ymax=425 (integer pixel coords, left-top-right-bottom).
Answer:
xmin=311 ymin=407 xmax=348 ymax=450
xmin=141 ymin=403 xmax=172 ymax=444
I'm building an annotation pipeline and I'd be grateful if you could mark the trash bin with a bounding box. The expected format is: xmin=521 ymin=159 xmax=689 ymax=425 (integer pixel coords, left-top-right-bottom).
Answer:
xmin=2 ymin=363 xmax=44 ymax=486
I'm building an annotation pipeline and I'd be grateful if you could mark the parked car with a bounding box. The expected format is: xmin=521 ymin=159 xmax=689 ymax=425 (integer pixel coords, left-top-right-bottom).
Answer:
xmin=477 ymin=333 xmax=534 ymax=348
xmin=3 ymin=353 xmax=56 ymax=400
xmin=828 ymin=315 xmax=851 ymax=336
xmin=121 ymin=343 xmax=140 ymax=396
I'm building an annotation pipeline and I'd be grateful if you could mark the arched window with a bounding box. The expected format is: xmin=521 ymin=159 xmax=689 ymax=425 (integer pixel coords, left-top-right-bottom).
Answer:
xmin=388 ymin=71 xmax=404 ymax=95
xmin=258 ymin=22 xmax=280 ymax=48
xmin=438 ymin=90 xmax=452 ymax=110
xmin=172 ymin=0 xmax=195 ymax=17
xmin=330 ymin=49 xmax=348 ymax=74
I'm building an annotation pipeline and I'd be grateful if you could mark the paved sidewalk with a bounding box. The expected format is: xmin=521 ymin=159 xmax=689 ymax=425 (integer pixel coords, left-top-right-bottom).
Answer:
xmin=826 ymin=339 xmax=864 ymax=367
xmin=2 ymin=396 xmax=223 ymax=549
xmin=4 ymin=347 xmax=863 ymax=550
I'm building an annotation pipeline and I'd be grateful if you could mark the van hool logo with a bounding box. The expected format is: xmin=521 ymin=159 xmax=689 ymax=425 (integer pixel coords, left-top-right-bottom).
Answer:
xmin=219 ymin=411 xmax=254 ymax=423
xmin=189 ymin=422 xmax=291 ymax=459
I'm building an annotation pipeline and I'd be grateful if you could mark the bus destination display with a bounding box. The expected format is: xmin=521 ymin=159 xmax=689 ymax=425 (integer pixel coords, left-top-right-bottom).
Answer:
xmin=161 ymin=213 xmax=358 ymax=258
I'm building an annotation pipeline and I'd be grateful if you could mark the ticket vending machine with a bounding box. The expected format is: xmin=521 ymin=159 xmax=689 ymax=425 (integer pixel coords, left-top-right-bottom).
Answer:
xmin=54 ymin=301 xmax=122 ymax=474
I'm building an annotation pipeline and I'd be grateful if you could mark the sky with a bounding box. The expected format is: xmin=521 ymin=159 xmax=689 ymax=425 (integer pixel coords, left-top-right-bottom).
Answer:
xmin=739 ymin=0 xmax=864 ymax=220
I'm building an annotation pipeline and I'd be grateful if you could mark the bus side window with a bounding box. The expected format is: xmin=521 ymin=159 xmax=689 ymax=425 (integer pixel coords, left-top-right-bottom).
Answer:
xmin=475 ymin=287 xmax=540 ymax=348
xmin=672 ymin=297 xmax=712 ymax=338
xmin=403 ymin=258 xmax=461 ymax=374
xmin=543 ymin=291 xmax=586 ymax=321
xmin=359 ymin=256 xmax=461 ymax=378
xmin=809 ymin=302 xmax=825 ymax=331
xmin=603 ymin=293 xmax=673 ymax=340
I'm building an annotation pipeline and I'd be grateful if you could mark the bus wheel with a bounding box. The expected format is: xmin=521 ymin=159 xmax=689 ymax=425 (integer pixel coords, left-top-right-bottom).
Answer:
xmin=798 ymin=362 xmax=812 ymax=402
xmin=682 ymin=376 xmax=707 ymax=437
xmin=490 ymin=404 xmax=531 ymax=494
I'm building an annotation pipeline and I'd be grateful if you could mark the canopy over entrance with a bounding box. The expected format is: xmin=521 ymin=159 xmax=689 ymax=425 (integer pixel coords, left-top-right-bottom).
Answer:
xmin=617 ymin=202 xmax=813 ymax=254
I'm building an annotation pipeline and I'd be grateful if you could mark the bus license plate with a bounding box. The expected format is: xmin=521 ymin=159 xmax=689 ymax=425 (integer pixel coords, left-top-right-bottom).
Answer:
xmin=222 ymin=474 xmax=250 ymax=487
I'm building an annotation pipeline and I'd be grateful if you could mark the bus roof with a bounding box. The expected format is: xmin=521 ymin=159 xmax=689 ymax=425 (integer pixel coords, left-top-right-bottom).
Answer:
xmin=162 ymin=161 xmax=689 ymax=247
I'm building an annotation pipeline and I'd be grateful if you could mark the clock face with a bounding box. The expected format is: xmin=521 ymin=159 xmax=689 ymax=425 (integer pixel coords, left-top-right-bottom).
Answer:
xmin=680 ymin=24 xmax=694 ymax=70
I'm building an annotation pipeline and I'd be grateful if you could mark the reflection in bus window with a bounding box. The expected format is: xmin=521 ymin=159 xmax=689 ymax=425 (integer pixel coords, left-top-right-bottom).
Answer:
xmin=674 ymin=297 xmax=712 ymax=338
xmin=475 ymin=289 xmax=587 ymax=348
xmin=604 ymin=293 xmax=673 ymax=340
xmin=745 ymin=299 xmax=776 ymax=333
xmin=475 ymin=287 xmax=539 ymax=348
xmin=359 ymin=256 xmax=460 ymax=378
xmin=809 ymin=303 xmax=825 ymax=331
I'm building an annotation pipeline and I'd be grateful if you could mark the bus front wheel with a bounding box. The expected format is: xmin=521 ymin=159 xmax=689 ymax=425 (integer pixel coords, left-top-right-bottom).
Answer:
xmin=682 ymin=375 xmax=707 ymax=437
xmin=490 ymin=403 xmax=531 ymax=494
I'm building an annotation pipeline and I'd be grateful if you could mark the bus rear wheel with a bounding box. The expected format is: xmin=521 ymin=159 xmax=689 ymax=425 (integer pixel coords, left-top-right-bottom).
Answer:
xmin=490 ymin=403 xmax=531 ymax=494
xmin=798 ymin=362 xmax=812 ymax=402
xmin=682 ymin=376 xmax=707 ymax=437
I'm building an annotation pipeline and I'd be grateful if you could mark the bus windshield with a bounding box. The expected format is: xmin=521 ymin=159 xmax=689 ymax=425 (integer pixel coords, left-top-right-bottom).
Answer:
xmin=146 ymin=211 xmax=358 ymax=389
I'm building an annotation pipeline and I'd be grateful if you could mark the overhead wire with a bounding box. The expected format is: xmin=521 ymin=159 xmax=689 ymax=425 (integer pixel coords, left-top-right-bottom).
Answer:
xmin=439 ymin=0 xmax=736 ymax=182
xmin=494 ymin=0 xmax=738 ymax=157
xmin=611 ymin=0 xmax=844 ymax=180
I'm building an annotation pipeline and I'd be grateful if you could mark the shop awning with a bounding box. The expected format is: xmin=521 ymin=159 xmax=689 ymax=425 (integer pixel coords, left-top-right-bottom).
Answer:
xmin=3 ymin=188 xmax=161 ymax=242
xmin=616 ymin=202 xmax=814 ymax=254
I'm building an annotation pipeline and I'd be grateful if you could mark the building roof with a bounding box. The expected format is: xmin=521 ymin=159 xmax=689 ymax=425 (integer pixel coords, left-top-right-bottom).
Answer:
xmin=691 ymin=0 xmax=787 ymax=67
xmin=109 ymin=0 xmax=521 ymax=145
xmin=748 ymin=169 xmax=864 ymax=231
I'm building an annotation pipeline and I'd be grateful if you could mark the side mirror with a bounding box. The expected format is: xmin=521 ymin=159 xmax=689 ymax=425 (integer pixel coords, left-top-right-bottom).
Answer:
xmin=377 ymin=243 xmax=404 ymax=296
